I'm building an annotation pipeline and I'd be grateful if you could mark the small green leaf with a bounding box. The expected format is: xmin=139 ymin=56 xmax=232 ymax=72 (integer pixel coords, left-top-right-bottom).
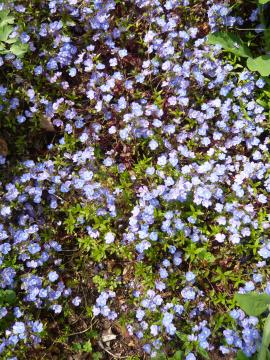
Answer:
xmin=197 ymin=347 xmax=210 ymax=360
xmin=258 ymin=314 xmax=270 ymax=360
xmin=247 ymin=55 xmax=270 ymax=76
xmin=207 ymin=32 xmax=252 ymax=58
xmin=10 ymin=43 xmax=29 ymax=57
xmin=235 ymin=293 xmax=270 ymax=316
xmin=5 ymin=37 xmax=18 ymax=44
xmin=171 ymin=351 xmax=183 ymax=360
xmin=236 ymin=350 xmax=250 ymax=360
xmin=0 ymin=25 xmax=13 ymax=42
xmin=4 ymin=290 xmax=16 ymax=305
xmin=153 ymin=353 xmax=167 ymax=360
xmin=0 ymin=290 xmax=16 ymax=305
xmin=72 ymin=342 xmax=82 ymax=351
xmin=0 ymin=10 xmax=14 ymax=26
xmin=236 ymin=350 xmax=257 ymax=360
xmin=92 ymin=353 xmax=103 ymax=360
xmin=82 ymin=340 xmax=92 ymax=353
xmin=259 ymin=0 xmax=270 ymax=4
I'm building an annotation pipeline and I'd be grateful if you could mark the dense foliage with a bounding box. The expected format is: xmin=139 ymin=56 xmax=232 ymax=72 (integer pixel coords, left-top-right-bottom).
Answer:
xmin=0 ymin=0 xmax=270 ymax=359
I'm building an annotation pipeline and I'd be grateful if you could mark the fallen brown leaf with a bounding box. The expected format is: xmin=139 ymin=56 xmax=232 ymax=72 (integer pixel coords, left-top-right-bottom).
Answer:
xmin=0 ymin=137 xmax=8 ymax=156
xmin=40 ymin=117 xmax=55 ymax=132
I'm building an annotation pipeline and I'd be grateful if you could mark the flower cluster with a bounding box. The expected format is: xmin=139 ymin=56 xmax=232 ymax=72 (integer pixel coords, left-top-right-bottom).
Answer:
xmin=221 ymin=310 xmax=261 ymax=356
xmin=0 ymin=0 xmax=269 ymax=358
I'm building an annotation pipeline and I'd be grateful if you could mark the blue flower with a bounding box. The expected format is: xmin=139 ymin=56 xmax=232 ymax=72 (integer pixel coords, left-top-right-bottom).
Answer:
xmin=186 ymin=353 xmax=196 ymax=360
xmin=68 ymin=67 xmax=77 ymax=77
xmin=48 ymin=271 xmax=59 ymax=282
xmin=50 ymin=304 xmax=62 ymax=314
xmin=185 ymin=272 xmax=196 ymax=282
xmin=104 ymin=232 xmax=115 ymax=244
xmin=181 ymin=287 xmax=196 ymax=301
xmin=31 ymin=321 xmax=43 ymax=333
xmin=72 ymin=296 xmax=81 ymax=307
xmin=28 ymin=243 xmax=41 ymax=255
xmin=12 ymin=322 xmax=25 ymax=335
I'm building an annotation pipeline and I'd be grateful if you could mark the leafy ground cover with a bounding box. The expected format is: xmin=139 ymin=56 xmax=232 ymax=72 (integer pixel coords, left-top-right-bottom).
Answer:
xmin=1 ymin=0 xmax=270 ymax=359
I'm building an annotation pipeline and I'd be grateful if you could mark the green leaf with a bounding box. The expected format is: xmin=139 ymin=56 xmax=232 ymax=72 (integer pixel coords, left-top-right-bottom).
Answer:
xmin=0 ymin=25 xmax=13 ymax=42
xmin=0 ymin=10 xmax=14 ymax=26
xmin=92 ymin=353 xmax=103 ymax=360
xmin=5 ymin=37 xmax=18 ymax=44
xmin=10 ymin=43 xmax=29 ymax=57
xmin=170 ymin=351 xmax=183 ymax=360
xmin=258 ymin=314 xmax=270 ymax=360
xmin=82 ymin=340 xmax=92 ymax=353
xmin=4 ymin=290 xmax=16 ymax=304
xmin=235 ymin=293 xmax=270 ymax=316
xmin=197 ymin=347 xmax=210 ymax=360
xmin=207 ymin=32 xmax=252 ymax=58
xmin=263 ymin=31 xmax=270 ymax=53
xmin=236 ymin=350 xmax=250 ymax=360
xmin=247 ymin=56 xmax=270 ymax=76
xmin=0 ymin=290 xmax=16 ymax=305
xmin=153 ymin=354 xmax=167 ymax=360
xmin=259 ymin=0 xmax=270 ymax=4
xmin=236 ymin=351 xmax=257 ymax=360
